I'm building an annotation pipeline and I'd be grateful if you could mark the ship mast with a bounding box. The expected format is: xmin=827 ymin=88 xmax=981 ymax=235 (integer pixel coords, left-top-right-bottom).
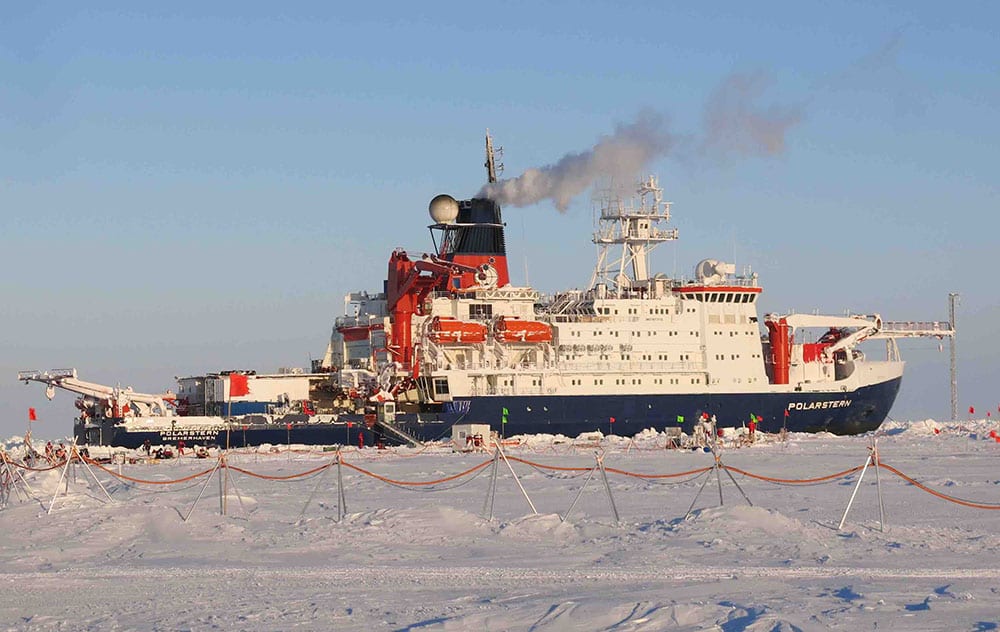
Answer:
xmin=484 ymin=129 xmax=503 ymax=184
xmin=589 ymin=175 xmax=678 ymax=296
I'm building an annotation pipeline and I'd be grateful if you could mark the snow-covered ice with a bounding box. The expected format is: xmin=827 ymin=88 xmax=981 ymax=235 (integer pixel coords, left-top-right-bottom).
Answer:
xmin=2 ymin=420 xmax=999 ymax=631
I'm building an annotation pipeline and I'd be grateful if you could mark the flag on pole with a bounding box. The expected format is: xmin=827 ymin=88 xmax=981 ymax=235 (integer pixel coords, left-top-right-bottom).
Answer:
xmin=28 ymin=407 xmax=37 ymax=422
xmin=784 ymin=409 xmax=790 ymax=417
xmin=229 ymin=373 xmax=250 ymax=397
xmin=969 ymin=406 xmax=975 ymax=415
xmin=676 ymin=415 xmax=684 ymax=423
xmin=501 ymin=407 xmax=509 ymax=425
xmin=610 ymin=416 xmax=616 ymax=424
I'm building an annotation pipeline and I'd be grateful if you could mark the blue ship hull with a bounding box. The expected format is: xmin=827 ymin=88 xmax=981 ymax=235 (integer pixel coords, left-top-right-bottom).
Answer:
xmin=81 ymin=376 xmax=901 ymax=448
xmin=429 ymin=376 xmax=902 ymax=439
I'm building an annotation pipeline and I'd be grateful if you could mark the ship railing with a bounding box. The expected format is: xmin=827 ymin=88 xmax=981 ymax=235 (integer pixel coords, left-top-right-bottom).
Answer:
xmin=453 ymin=360 xmax=707 ymax=375
xmin=18 ymin=368 xmax=77 ymax=382
xmin=335 ymin=315 xmax=386 ymax=329
xmin=674 ymin=276 xmax=759 ymax=289
xmin=554 ymin=361 xmax=707 ymax=373
xmin=875 ymin=321 xmax=955 ymax=338
xmin=548 ymin=315 xmax=646 ymax=324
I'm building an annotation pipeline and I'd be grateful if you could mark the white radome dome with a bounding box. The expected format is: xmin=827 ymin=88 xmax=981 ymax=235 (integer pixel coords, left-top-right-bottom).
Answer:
xmin=429 ymin=194 xmax=460 ymax=224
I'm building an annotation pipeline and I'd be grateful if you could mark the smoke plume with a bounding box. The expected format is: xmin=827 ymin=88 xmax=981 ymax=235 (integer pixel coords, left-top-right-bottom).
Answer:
xmin=700 ymin=72 xmax=802 ymax=158
xmin=480 ymin=72 xmax=802 ymax=211
xmin=477 ymin=111 xmax=673 ymax=212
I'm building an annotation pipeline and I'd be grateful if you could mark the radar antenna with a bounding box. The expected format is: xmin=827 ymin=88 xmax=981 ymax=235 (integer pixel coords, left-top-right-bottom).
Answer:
xmin=485 ymin=129 xmax=503 ymax=184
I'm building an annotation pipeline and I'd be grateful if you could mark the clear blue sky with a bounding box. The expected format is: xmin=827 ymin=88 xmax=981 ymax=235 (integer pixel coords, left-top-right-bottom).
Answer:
xmin=2 ymin=2 xmax=997 ymax=439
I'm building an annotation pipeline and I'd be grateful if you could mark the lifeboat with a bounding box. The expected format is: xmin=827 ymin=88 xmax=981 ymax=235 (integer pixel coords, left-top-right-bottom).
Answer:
xmin=494 ymin=317 xmax=553 ymax=343
xmin=427 ymin=316 xmax=487 ymax=344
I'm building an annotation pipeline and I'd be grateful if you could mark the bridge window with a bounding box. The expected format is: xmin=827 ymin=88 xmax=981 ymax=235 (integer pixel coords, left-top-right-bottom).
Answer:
xmin=469 ymin=304 xmax=493 ymax=320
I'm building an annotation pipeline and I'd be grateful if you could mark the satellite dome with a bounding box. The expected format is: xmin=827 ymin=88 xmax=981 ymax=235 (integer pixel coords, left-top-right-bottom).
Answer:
xmin=429 ymin=194 xmax=460 ymax=224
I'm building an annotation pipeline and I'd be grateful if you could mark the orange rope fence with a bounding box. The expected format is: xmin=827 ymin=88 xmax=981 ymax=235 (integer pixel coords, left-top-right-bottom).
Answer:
xmin=8 ymin=450 xmax=1000 ymax=511
xmin=605 ymin=465 xmax=715 ymax=480
xmin=723 ymin=464 xmax=865 ymax=484
xmin=2 ymin=457 xmax=67 ymax=472
xmin=507 ymin=456 xmax=590 ymax=473
xmin=82 ymin=457 xmax=218 ymax=485
xmin=508 ymin=455 xmax=718 ymax=480
xmin=343 ymin=459 xmax=493 ymax=487
xmin=227 ymin=462 xmax=332 ymax=481
xmin=878 ymin=461 xmax=1000 ymax=510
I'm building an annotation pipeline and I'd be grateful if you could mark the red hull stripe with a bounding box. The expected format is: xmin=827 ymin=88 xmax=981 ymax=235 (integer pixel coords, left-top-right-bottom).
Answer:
xmin=671 ymin=286 xmax=762 ymax=293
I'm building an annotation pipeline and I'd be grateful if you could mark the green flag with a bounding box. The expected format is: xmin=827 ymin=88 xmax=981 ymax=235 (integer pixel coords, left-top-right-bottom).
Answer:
xmin=501 ymin=407 xmax=509 ymax=424
xmin=676 ymin=415 xmax=684 ymax=423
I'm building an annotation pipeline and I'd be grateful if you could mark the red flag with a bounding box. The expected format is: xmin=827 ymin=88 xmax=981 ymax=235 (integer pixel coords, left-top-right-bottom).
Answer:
xmin=756 ymin=415 xmax=763 ymax=422
xmin=347 ymin=421 xmax=354 ymax=428
xmin=969 ymin=406 xmax=975 ymax=415
xmin=28 ymin=407 xmax=37 ymax=421
xmin=609 ymin=416 xmax=616 ymax=424
xmin=784 ymin=409 xmax=790 ymax=417
xmin=229 ymin=373 xmax=250 ymax=397
xmin=286 ymin=423 xmax=292 ymax=430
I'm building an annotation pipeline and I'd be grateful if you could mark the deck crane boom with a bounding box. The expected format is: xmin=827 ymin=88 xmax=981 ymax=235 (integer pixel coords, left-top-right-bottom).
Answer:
xmin=18 ymin=369 xmax=175 ymax=418
xmin=779 ymin=313 xmax=883 ymax=360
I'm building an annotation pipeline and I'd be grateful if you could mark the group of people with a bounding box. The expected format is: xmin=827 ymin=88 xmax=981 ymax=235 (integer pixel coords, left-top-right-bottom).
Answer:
xmin=690 ymin=415 xmax=761 ymax=449
xmin=140 ymin=439 xmax=210 ymax=459
xmin=43 ymin=441 xmax=67 ymax=463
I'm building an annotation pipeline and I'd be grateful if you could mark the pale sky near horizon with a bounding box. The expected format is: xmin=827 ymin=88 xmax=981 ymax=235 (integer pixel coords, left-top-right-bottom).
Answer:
xmin=2 ymin=2 xmax=997 ymax=438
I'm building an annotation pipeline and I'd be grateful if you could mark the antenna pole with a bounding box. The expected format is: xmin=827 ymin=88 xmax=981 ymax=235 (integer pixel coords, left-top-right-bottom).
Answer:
xmin=949 ymin=292 xmax=959 ymax=421
xmin=485 ymin=129 xmax=497 ymax=184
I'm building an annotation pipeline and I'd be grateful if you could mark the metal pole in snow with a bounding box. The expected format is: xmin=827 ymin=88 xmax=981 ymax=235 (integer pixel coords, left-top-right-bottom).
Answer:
xmin=721 ymin=465 xmax=753 ymax=507
xmin=497 ymin=443 xmax=537 ymax=515
xmin=219 ymin=454 xmax=227 ymax=516
xmin=685 ymin=467 xmax=713 ymax=519
xmin=561 ymin=463 xmax=597 ymax=523
xmin=838 ymin=450 xmax=873 ymax=531
xmin=873 ymin=439 xmax=886 ymax=532
xmin=47 ymin=439 xmax=77 ymax=515
xmin=715 ymin=457 xmax=724 ymax=507
xmin=76 ymin=449 xmax=114 ymax=504
xmin=597 ymin=453 xmax=621 ymax=526
xmin=183 ymin=456 xmax=222 ymax=522
xmin=481 ymin=448 xmax=500 ymax=521
xmin=298 ymin=452 xmax=337 ymax=523
xmin=336 ymin=451 xmax=346 ymax=522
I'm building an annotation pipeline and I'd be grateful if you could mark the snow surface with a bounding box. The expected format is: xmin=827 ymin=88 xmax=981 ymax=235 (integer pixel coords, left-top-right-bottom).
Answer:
xmin=2 ymin=420 xmax=1000 ymax=631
